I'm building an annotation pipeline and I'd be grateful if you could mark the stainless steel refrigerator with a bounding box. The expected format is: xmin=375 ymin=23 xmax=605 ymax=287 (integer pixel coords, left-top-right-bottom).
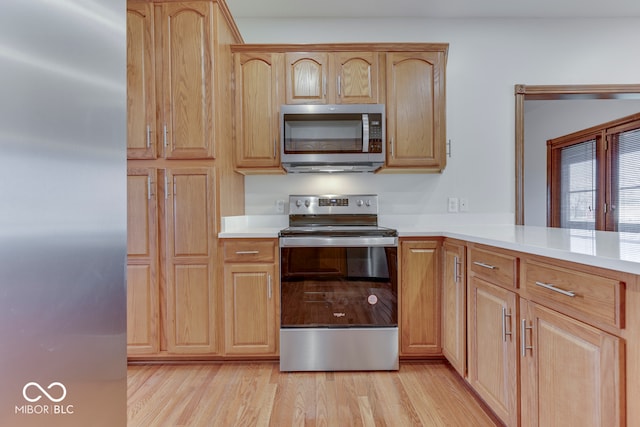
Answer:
xmin=0 ymin=1 xmax=127 ymax=426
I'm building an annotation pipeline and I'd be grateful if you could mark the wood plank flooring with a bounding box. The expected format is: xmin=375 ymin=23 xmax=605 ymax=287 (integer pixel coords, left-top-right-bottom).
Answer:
xmin=128 ymin=361 xmax=501 ymax=426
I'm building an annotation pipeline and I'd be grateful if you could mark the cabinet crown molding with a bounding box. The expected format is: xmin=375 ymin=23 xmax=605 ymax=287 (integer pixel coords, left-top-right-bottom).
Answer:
xmin=232 ymin=42 xmax=449 ymax=57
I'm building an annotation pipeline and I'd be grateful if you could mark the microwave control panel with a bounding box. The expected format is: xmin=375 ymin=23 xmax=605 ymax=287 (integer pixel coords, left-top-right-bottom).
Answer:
xmin=368 ymin=119 xmax=383 ymax=153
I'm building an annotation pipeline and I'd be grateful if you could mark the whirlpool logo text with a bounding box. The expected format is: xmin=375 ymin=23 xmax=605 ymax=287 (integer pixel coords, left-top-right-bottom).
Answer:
xmin=15 ymin=381 xmax=75 ymax=415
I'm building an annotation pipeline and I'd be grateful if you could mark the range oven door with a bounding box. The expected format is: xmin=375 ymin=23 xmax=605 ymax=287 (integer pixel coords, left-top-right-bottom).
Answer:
xmin=279 ymin=235 xmax=399 ymax=372
xmin=279 ymin=237 xmax=397 ymax=328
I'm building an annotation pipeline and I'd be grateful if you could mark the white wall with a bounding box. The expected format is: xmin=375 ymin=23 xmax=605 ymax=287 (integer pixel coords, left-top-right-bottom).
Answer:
xmin=234 ymin=17 xmax=640 ymax=218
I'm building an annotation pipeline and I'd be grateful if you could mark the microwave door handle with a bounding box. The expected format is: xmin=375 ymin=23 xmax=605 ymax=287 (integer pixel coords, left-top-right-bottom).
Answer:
xmin=362 ymin=114 xmax=370 ymax=152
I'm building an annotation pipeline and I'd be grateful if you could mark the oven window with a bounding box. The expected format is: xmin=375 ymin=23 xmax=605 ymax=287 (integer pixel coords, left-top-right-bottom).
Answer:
xmin=280 ymin=246 xmax=397 ymax=327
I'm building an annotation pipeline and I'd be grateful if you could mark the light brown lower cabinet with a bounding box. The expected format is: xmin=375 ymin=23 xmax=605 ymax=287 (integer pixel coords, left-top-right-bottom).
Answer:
xmin=467 ymin=275 xmax=519 ymax=427
xmin=126 ymin=167 xmax=159 ymax=355
xmin=127 ymin=166 xmax=219 ymax=357
xmin=222 ymin=239 xmax=279 ymax=356
xmin=442 ymin=240 xmax=466 ymax=376
xmin=164 ymin=167 xmax=219 ymax=355
xmin=400 ymin=239 xmax=441 ymax=356
xmin=465 ymin=244 xmax=627 ymax=427
xmin=520 ymin=299 xmax=624 ymax=427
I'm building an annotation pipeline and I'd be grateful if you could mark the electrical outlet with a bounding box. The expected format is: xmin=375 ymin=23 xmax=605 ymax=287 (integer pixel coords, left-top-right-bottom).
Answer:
xmin=276 ymin=199 xmax=285 ymax=213
xmin=459 ymin=198 xmax=469 ymax=212
xmin=447 ymin=197 xmax=459 ymax=213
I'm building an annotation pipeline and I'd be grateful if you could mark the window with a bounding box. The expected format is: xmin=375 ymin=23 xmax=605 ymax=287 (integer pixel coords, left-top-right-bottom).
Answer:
xmin=548 ymin=112 xmax=640 ymax=231
xmin=558 ymin=138 xmax=597 ymax=229
xmin=610 ymin=124 xmax=640 ymax=232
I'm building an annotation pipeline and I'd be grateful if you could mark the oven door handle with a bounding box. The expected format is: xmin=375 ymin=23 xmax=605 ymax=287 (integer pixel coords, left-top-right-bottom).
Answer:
xmin=280 ymin=236 xmax=397 ymax=248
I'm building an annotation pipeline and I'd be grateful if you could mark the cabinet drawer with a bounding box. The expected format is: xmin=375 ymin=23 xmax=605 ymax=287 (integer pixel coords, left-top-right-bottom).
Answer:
xmin=468 ymin=246 xmax=518 ymax=289
xmin=523 ymin=259 xmax=624 ymax=329
xmin=223 ymin=240 xmax=275 ymax=263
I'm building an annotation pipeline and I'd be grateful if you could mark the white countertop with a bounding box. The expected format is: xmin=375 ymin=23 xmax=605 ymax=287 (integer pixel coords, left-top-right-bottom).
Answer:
xmin=219 ymin=215 xmax=640 ymax=275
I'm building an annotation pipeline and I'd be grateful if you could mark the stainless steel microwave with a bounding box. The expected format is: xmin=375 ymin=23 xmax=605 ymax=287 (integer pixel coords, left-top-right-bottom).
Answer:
xmin=280 ymin=104 xmax=385 ymax=173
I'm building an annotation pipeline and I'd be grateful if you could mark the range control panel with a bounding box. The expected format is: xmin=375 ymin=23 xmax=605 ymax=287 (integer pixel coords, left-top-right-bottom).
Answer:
xmin=318 ymin=197 xmax=349 ymax=207
xmin=289 ymin=194 xmax=378 ymax=215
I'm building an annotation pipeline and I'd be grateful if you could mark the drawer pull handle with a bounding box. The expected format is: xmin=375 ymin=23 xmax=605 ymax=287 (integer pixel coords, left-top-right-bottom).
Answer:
xmin=473 ymin=261 xmax=496 ymax=270
xmin=534 ymin=281 xmax=576 ymax=297
xmin=235 ymin=250 xmax=259 ymax=255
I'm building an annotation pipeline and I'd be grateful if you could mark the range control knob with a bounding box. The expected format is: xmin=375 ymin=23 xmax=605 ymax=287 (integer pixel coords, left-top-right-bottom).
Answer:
xmin=357 ymin=199 xmax=364 ymax=207
xmin=365 ymin=199 xmax=372 ymax=207
xmin=295 ymin=199 xmax=303 ymax=208
xmin=304 ymin=199 xmax=310 ymax=207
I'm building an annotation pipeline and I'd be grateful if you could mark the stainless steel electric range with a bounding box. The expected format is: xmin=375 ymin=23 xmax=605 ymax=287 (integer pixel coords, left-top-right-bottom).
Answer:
xmin=279 ymin=194 xmax=399 ymax=372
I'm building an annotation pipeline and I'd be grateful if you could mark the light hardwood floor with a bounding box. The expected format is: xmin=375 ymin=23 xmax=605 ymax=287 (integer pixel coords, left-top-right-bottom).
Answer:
xmin=127 ymin=361 xmax=501 ymax=426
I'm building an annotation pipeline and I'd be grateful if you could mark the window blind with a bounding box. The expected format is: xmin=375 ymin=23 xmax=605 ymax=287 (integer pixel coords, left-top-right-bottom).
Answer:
xmin=614 ymin=127 xmax=640 ymax=232
xmin=559 ymin=139 xmax=596 ymax=230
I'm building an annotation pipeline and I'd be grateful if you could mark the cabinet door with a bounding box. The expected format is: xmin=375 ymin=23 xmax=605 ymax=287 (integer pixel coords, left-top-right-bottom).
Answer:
xmin=442 ymin=241 xmax=466 ymax=376
xmin=158 ymin=2 xmax=214 ymax=159
xmin=520 ymin=301 xmax=624 ymax=427
xmin=386 ymin=52 xmax=446 ymax=170
xmin=334 ymin=52 xmax=380 ymax=104
xmin=234 ymin=52 xmax=284 ymax=171
xmin=223 ymin=263 xmax=278 ymax=355
xmin=127 ymin=3 xmax=157 ymax=159
xmin=285 ymin=52 xmax=329 ymax=104
xmin=164 ymin=167 xmax=218 ymax=354
xmin=468 ymin=276 xmax=518 ymax=427
xmin=126 ymin=168 xmax=159 ymax=354
xmin=400 ymin=240 xmax=441 ymax=356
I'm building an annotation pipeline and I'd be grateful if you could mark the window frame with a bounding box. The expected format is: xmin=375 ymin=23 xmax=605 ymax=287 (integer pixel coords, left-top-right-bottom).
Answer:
xmin=606 ymin=119 xmax=640 ymax=232
xmin=548 ymin=112 xmax=640 ymax=231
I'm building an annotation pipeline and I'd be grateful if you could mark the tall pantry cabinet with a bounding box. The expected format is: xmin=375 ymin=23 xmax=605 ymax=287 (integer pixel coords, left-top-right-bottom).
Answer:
xmin=126 ymin=0 xmax=244 ymax=358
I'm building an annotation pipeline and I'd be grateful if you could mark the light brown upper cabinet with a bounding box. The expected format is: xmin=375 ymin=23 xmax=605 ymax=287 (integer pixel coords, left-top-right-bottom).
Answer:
xmin=384 ymin=51 xmax=447 ymax=172
xmin=233 ymin=52 xmax=285 ymax=173
xmin=333 ymin=52 xmax=382 ymax=104
xmin=157 ymin=2 xmax=215 ymax=159
xmin=127 ymin=2 xmax=157 ymax=159
xmin=285 ymin=51 xmax=382 ymax=104
xmin=285 ymin=52 xmax=329 ymax=104
xmin=128 ymin=0 xmax=242 ymax=160
xmin=231 ymin=43 xmax=448 ymax=173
